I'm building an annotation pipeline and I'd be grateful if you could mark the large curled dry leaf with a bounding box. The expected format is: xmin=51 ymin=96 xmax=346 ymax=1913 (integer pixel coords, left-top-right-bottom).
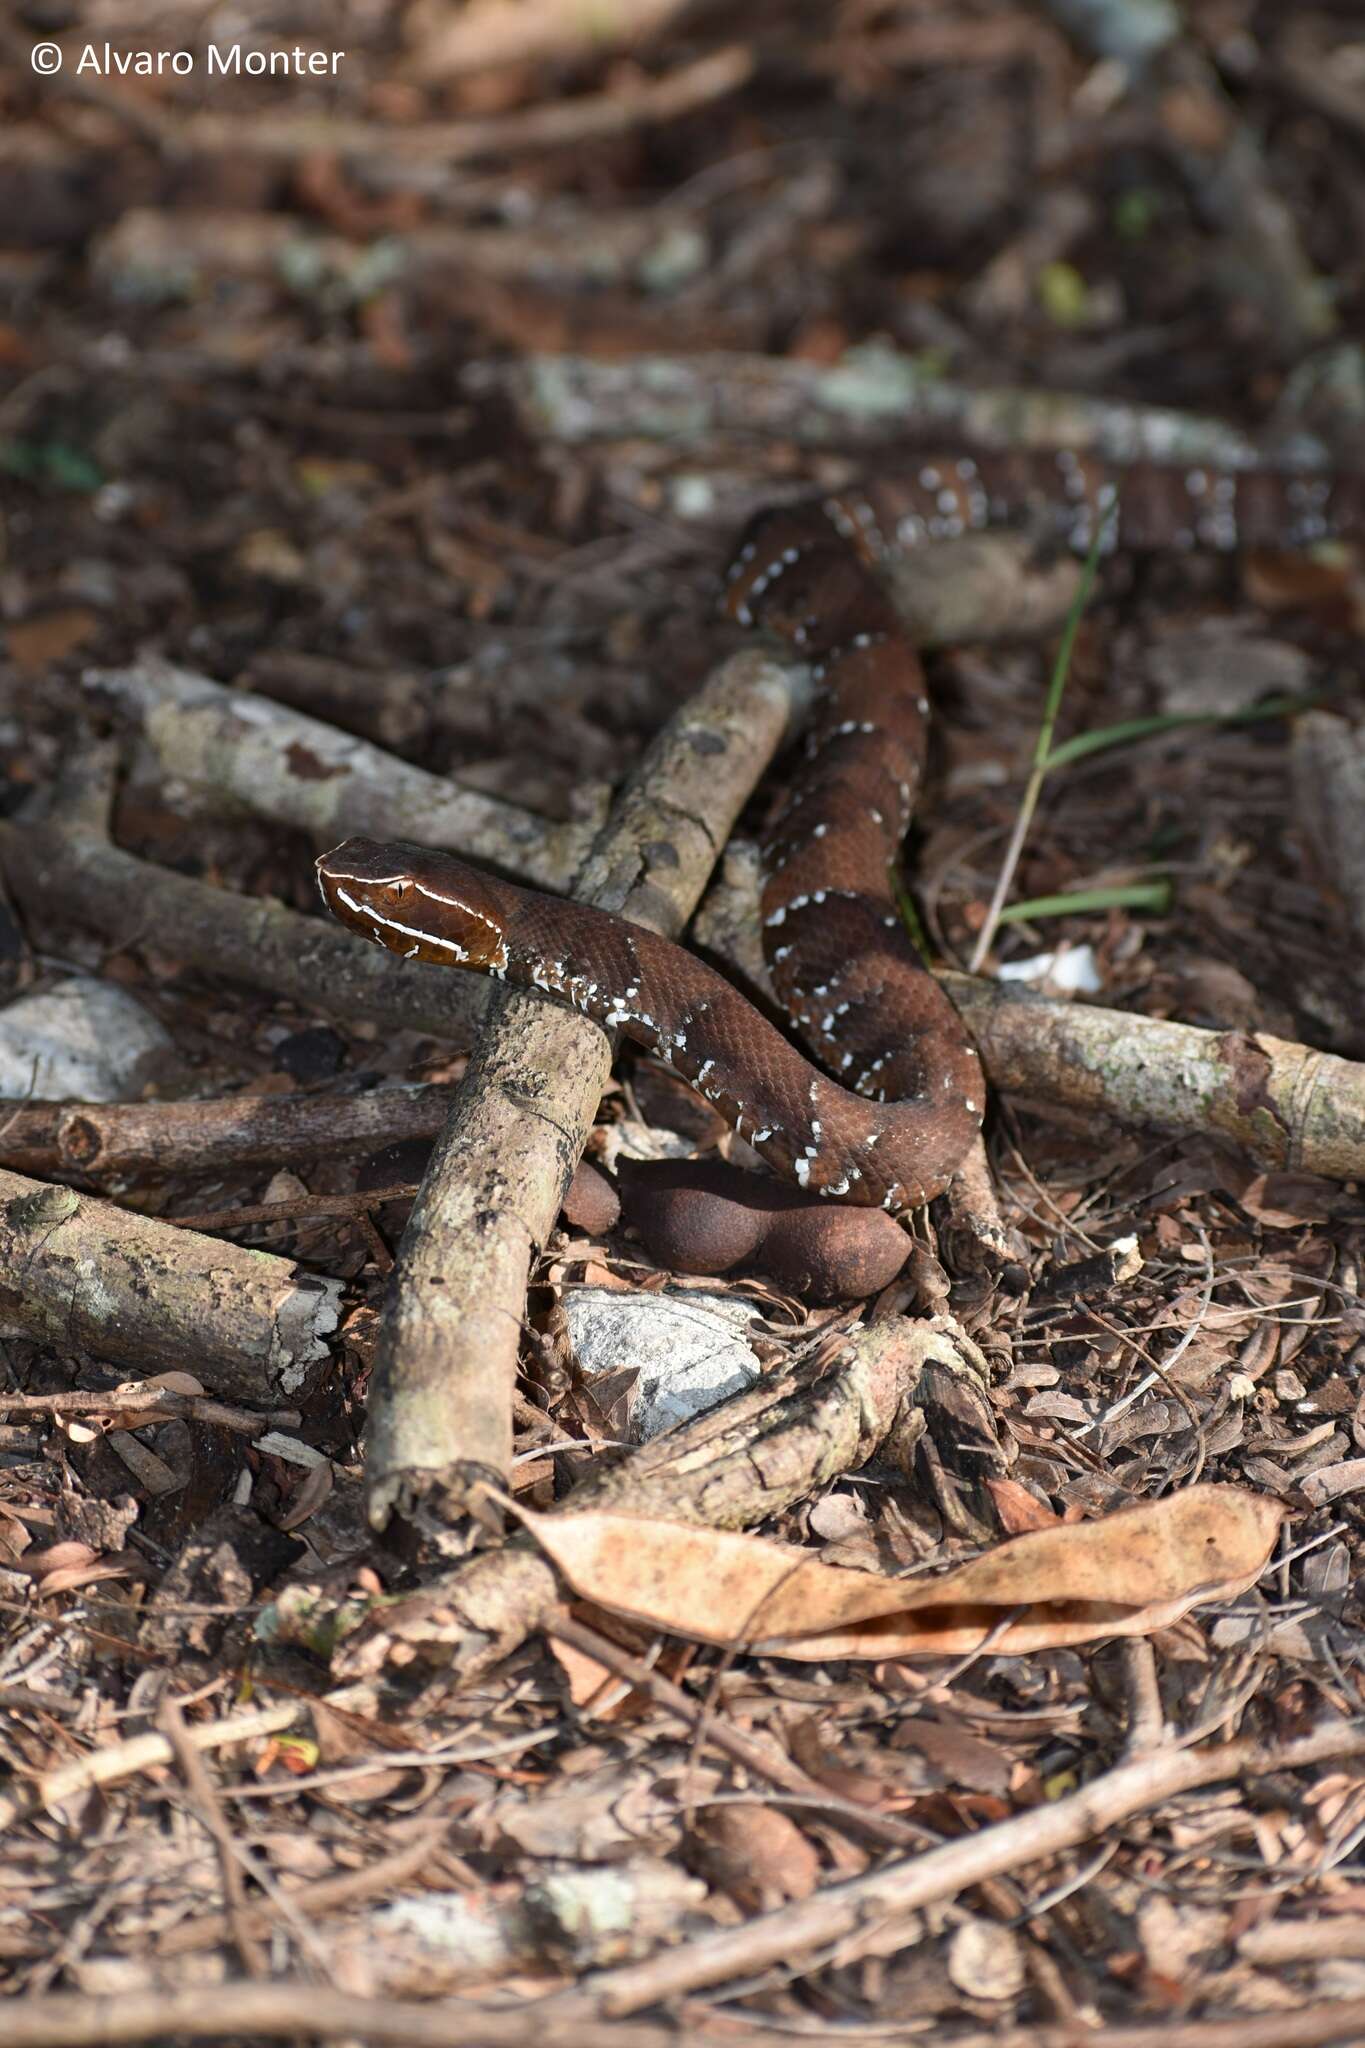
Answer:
xmin=521 ymin=1485 xmax=1284 ymax=1660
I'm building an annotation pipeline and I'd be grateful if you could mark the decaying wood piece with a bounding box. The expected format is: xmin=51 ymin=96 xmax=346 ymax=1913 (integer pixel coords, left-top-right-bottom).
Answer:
xmin=333 ymin=1315 xmax=985 ymax=1688
xmin=363 ymin=647 xmax=811 ymax=1536
xmin=0 ymin=1103 xmax=61 ymax=1175
xmin=0 ymin=1087 xmax=462 ymax=1179
xmin=84 ymin=656 xmax=600 ymax=889
xmin=152 ymin=44 xmax=753 ymax=167
xmin=879 ymin=527 xmax=1089 ymax=647
xmin=480 ymin=345 xmax=1337 ymax=470
xmin=946 ymin=972 xmax=1365 ymax=1182
xmin=1292 ymin=710 xmax=1365 ymax=966
xmin=0 ymin=1168 xmax=341 ymax=1402
xmin=11 ymin=1979 xmax=1365 ymax=2048
xmin=0 ymin=745 xmax=490 ymax=1043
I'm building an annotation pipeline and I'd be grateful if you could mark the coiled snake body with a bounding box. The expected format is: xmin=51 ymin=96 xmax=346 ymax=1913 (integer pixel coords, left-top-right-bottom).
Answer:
xmin=317 ymin=450 xmax=1362 ymax=1215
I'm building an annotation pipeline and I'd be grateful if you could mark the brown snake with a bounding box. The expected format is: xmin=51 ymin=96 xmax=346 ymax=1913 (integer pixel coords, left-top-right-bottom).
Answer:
xmin=317 ymin=449 xmax=1362 ymax=1215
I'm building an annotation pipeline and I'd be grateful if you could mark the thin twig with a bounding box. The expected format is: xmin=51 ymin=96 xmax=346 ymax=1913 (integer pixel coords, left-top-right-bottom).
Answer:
xmin=156 ymin=1697 xmax=268 ymax=1981
xmin=542 ymin=1720 xmax=1365 ymax=2016
xmin=0 ymin=1702 xmax=301 ymax=1834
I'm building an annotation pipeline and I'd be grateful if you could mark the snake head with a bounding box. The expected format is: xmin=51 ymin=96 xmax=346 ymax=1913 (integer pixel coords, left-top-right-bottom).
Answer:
xmin=315 ymin=837 xmax=510 ymax=971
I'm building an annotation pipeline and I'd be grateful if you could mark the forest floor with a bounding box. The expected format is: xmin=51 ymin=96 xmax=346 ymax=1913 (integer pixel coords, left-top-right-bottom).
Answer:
xmin=2 ymin=3 xmax=1365 ymax=2043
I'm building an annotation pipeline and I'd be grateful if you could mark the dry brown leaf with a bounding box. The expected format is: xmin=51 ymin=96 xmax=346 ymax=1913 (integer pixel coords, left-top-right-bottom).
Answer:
xmin=985 ymin=1476 xmax=1061 ymax=1535
xmin=56 ymin=1414 xmax=100 ymax=1446
xmin=16 ymin=1540 xmax=98 ymax=1579
xmin=7 ymin=608 xmax=100 ymax=673
xmin=889 ymin=1715 xmax=1017 ymax=1797
xmin=277 ymin=1456 xmax=335 ymax=1531
xmin=37 ymin=1558 xmax=135 ymax=1595
xmin=1240 ymin=1173 xmax=1341 ymax=1228
xmin=686 ymin=1803 xmax=821 ymax=1908
xmin=549 ymin=1633 xmax=626 ymax=1712
xmin=1243 ymin=545 xmax=1361 ymax=625
xmin=139 ymin=1371 xmax=207 ymax=1397
xmin=517 ymin=1486 xmax=1284 ymax=1660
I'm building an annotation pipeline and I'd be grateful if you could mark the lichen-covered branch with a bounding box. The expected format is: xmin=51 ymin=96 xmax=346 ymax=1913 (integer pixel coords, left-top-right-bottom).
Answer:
xmin=0 ymin=1169 xmax=341 ymax=1402
xmin=84 ymin=656 xmax=599 ymax=889
xmin=363 ymin=647 xmax=810 ymax=1534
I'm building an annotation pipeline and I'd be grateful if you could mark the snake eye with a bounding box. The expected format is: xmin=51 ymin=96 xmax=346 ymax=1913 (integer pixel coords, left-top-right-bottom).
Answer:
xmin=383 ymin=880 xmax=408 ymax=905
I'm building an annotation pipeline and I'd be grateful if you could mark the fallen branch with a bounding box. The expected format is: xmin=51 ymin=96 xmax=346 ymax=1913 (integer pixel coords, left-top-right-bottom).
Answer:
xmin=478 ymin=346 xmax=1336 ymax=468
xmin=9 ymin=1987 xmax=1365 ymax=2048
xmin=84 ymin=656 xmax=598 ymax=890
xmin=0 ymin=1702 xmax=300 ymax=1835
xmin=0 ymin=1387 xmax=298 ymax=1435
xmin=545 ymin=1720 xmax=1365 ymax=2016
xmin=946 ymin=971 xmax=1365 ymax=1183
xmin=9 ymin=1986 xmax=1365 ymax=2048
xmin=362 ymin=647 xmax=809 ymax=1531
xmin=0 ymin=744 xmax=488 ymax=1043
xmin=330 ymin=1315 xmax=986 ymax=1688
xmin=0 ymin=1987 xmax=686 ymax=2048
xmin=0 ymin=1168 xmax=341 ymax=1403
xmin=16 ymin=1085 xmax=461 ymax=1179
xmin=163 ymin=45 xmax=753 ymax=166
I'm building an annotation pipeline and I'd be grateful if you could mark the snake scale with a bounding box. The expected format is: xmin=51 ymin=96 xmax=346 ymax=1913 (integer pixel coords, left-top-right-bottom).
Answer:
xmin=317 ymin=449 xmax=1362 ymax=1214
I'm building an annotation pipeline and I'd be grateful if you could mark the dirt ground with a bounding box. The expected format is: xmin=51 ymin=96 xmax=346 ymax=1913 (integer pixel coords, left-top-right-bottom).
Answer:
xmin=2 ymin=3 xmax=1365 ymax=2044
